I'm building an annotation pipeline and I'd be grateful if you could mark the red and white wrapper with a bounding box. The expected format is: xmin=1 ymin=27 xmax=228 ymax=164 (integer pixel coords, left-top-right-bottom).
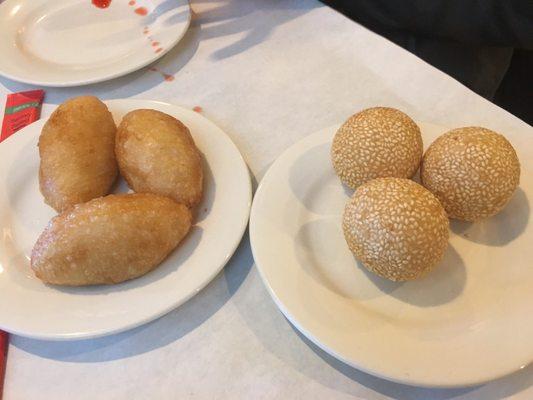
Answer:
xmin=1 ymin=90 xmax=44 ymax=142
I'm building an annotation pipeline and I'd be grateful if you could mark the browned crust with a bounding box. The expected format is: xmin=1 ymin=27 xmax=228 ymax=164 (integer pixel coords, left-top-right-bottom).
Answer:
xmin=38 ymin=96 xmax=118 ymax=212
xmin=31 ymin=193 xmax=192 ymax=286
xmin=115 ymin=109 xmax=203 ymax=208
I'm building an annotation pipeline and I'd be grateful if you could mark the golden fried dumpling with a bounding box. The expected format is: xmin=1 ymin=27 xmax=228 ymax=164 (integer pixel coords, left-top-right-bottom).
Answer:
xmin=116 ymin=109 xmax=203 ymax=208
xmin=39 ymin=96 xmax=118 ymax=212
xmin=31 ymin=193 xmax=192 ymax=286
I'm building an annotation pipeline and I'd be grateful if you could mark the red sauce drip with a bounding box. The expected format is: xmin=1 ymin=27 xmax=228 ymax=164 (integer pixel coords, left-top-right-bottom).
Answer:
xmin=128 ymin=0 xmax=135 ymax=5
xmin=193 ymin=106 xmax=203 ymax=113
xmin=151 ymin=41 xmax=160 ymax=47
xmin=155 ymin=48 xmax=163 ymax=53
xmin=92 ymin=0 xmax=112 ymax=8
xmin=134 ymin=6 xmax=148 ymax=16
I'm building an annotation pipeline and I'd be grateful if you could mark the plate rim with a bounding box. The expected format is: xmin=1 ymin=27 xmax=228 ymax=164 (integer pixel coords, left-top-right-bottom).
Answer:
xmin=249 ymin=125 xmax=530 ymax=388
xmin=0 ymin=0 xmax=191 ymax=87
xmin=0 ymin=99 xmax=252 ymax=341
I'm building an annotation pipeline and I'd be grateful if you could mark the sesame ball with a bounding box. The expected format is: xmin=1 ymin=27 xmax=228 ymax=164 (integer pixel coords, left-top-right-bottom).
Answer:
xmin=331 ymin=107 xmax=423 ymax=189
xmin=421 ymin=127 xmax=520 ymax=221
xmin=343 ymin=178 xmax=449 ymax=281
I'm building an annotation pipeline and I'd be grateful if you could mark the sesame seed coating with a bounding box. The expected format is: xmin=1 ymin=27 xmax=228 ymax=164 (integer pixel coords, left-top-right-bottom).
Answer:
xmin=420 ymin=127 xmax=520 ymax=221
xmin=343 ymin=178 xmax=449 ymax=281
xmin=331 ymin=107 xmax=423 ymax=189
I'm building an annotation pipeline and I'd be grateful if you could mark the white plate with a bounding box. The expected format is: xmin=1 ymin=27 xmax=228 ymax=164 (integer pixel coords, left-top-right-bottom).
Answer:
xmin=0 ymin=99 xmax=251 ymax=340
xmin=0 ymin=0 xmax=190 ymax=86
xmin=250 ymin=123 xmax=533 ymax=388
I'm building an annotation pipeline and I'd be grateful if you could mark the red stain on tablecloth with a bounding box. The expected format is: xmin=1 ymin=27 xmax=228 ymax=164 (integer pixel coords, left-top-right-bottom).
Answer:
xmin=128 ymin=0 xmax=135 ymax=5
xmin=151 ymin=41 xmax=160 ymax=47
xmin=154 ymin=47 xmax=163 ymax=53
xmin=193 ymin=106 xmax=203 ymax=113
xmin=134 ymin=6 xmax=148 ymax=15
xmin=149 ymin=67 xmax=174 ymax=82
xmin=92 ymin=0 xmax=112 ymax=8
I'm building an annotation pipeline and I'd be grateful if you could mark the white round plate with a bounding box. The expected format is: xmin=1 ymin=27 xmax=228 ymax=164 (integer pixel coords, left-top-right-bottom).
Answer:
xmin=250 ymin=123 xmax=533 ymax=388
xmin=0 ymin=99 xmax=251 ymax=340
xmin=0 ymin=0 xmax=190 ymax=86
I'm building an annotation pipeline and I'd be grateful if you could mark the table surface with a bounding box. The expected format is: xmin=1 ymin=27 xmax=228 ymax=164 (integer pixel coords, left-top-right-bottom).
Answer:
xmin=1 ymin=0 xmax=532 ymax=399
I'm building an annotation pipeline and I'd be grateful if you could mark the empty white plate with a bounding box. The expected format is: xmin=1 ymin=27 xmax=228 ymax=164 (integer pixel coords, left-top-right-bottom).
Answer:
xmin=0 ymin=99 xmax=251 ymax=340
xmin=250 ymin=123 xmax=533 ymax=387
xmin=0 ymin=0 xmax=190 ymax=86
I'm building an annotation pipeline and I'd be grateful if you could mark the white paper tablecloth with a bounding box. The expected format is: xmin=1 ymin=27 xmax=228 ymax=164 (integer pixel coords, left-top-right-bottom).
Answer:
xmin=1 ymin=1 xmax=532 ymax=399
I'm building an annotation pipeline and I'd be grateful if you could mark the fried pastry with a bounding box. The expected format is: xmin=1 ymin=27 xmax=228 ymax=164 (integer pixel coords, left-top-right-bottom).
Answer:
xmin=39 ymin=96 xmax=118 ymax=212
xmin=31 ymin=193 xmax=192 ymax=286
xmin=116 ymin=109 xmax=203 ymax=208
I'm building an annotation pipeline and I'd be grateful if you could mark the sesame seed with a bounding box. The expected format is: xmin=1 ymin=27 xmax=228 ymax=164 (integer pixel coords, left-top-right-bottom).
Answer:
xmin=420 ymin=127 xmax=520 ymax=221
xmin=342 ymin=178 xmax=449 ymax=281
xmin=331 ymin=107 xmax=423 ymax=190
